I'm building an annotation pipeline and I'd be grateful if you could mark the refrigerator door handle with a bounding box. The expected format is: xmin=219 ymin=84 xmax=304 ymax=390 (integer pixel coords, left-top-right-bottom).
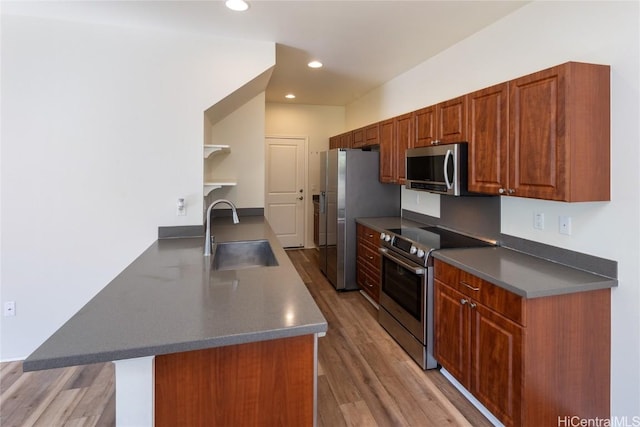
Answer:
xmin=319 ymin=191 xmax=326 ymax=213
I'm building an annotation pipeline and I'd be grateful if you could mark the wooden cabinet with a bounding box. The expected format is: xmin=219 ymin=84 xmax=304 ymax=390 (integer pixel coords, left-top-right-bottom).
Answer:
xmin=435 ymin=275 xmax=523 ymax=426
xmin=330 ymin=131 xmax=353 ymax=149
xmin=434 ymin=259 xmax=611 ymax=427
xmin=348 ymin=124 xmax=379 ymax=149
xmin=507 ymin=62 xmax=609 ymax=201
xmin=364 ymin=123 xmax=379 ymax=146
xmin=155 ymin=335 xmax=315 ymax=426
xmin=467 ymin=82 xmax=509 ymax=194
xmin=394 ymin=113 xmax=412 ymax=184
xmin=332 ymin=62 xmax=610 ymax=202
xmin=379 ymin=113 xmax=412 ymax=184
xmin=414 ymin=96 xmax=467 ymax=147
xmin=379 ymin=119 xmax=394 ymax=183
xmin=356 ymin=223 xmax=382 ymax=303
xmin=352 ymin=127 xmax=365 ymax=148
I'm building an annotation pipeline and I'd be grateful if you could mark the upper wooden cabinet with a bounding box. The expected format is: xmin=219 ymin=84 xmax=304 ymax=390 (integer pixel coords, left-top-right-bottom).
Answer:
xmin=508 ymin=62 xmax=610 ymax=201
xmin=467 ymin=82 xmax=509 ymax=195
xmin=468 ymin=62 xmax=610 ymax=201
xmin=352 ymin=123 xmax=379 ymax=148
xmin=330 ymin=131 xmax=353 ymax=149
xmin=332 ymin=61 xmax=610 ymax=201
xmin=351 ymin=127 xmax=365 ymax=148
xmin=364 ymin=123 xmax=379 ymax=146
xmin=379 ymin=113 xmax=413 ymax=184
xmin=414 ymin=96 xmax=467 ymax=147
xmin=379 ymin=119 xmax=395 ymax=183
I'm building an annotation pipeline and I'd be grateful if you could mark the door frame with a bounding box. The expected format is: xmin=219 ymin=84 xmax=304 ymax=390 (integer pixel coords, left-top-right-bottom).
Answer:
xmin=265 ymin=135 xmax=310 ymax=248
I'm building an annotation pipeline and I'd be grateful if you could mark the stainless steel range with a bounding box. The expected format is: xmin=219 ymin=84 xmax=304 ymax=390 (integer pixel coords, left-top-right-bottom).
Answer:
xmin=378 ymin=225 xmax=493 ymax=369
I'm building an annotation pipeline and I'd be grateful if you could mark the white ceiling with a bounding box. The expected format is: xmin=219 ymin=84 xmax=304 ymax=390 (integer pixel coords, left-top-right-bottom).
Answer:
xmin=2 ymin=0 xmax=528 ymax=106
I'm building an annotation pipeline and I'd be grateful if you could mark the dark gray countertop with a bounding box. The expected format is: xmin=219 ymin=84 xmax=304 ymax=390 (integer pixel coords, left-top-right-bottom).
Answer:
xmin=23 ymin=216 xmax=328 ymax=371
xmin=433 ymin=247 xmax=617 ymax=298
xmin=356 ymin=217 xmax=617 ymax=299
xmin=355 ymin=216 xmax=428 ymax=233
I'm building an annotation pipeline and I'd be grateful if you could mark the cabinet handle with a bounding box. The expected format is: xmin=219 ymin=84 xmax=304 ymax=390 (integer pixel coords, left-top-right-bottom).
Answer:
xmin=431 ymin=139 xmax=440 ymax=145
xmin=460 ymin=281 xmax=480 ymax=291
xmin=367 ymin=255 xmax=374 ymax=260
xmin=508 ymin=188 xmax=515 ymax=195
xmin=460 ymin=298 xmax=468 ymax=305
xmin=498 ymin=188 xmax=506 ymax=194
xmin=469 ymin=302 xmax=477 ymax=309
xmin=367 ymin=234 xmax=374 ymax=238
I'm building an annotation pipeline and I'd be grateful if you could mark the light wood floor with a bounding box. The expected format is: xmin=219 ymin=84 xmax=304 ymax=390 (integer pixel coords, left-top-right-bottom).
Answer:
xmin=0 ymin=249 xmax=491 ymax=427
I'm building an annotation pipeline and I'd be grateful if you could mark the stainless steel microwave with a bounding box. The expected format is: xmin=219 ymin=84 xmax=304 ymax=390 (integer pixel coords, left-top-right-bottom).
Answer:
xmin=405 ymin=143 xmax=470 ymax=196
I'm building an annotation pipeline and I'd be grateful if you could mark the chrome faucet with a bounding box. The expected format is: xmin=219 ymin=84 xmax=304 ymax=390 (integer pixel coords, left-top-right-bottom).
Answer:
xmin=204 ymin=199 xmax=239 ymax=256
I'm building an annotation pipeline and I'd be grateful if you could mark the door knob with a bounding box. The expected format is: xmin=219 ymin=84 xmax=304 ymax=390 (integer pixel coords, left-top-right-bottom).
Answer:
xmin=298 ymin=196 xmax=304 ymax=200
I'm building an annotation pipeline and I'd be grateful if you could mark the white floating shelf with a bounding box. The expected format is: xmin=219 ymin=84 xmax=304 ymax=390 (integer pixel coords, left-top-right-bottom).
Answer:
xmin=204 ymin=181 xmax=237 ymax=196
xmin=204 ymin=144 xmax=230 ymax=159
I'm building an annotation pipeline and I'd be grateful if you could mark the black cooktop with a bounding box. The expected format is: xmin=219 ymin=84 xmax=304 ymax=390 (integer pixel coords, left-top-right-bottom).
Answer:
xmin=386 ymin=226 xmax=493 ymax=251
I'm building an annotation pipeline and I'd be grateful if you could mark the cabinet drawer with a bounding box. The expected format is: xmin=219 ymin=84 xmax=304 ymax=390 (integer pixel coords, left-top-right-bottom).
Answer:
xmin=358 ymin=243 xmax=380 ymax=270
xmin=357 ymin=223 xmax=380 ymax=247
xmin=435 ymin=260 xmax=525 ymax=325
xmin=357 ymin=259 xmax=380 ymax=301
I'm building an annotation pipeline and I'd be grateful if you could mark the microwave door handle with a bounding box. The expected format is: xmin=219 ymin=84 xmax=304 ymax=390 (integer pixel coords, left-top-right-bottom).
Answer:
xmin=444 ymin=149 xmax=454 ymax=190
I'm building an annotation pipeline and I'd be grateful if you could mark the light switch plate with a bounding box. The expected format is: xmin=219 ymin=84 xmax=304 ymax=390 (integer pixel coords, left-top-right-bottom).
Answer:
xmin=559 ymin=216 xmax=572 ymax=235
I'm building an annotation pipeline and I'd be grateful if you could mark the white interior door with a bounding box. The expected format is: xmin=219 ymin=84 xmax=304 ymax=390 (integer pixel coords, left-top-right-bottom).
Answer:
xmin=265 ymin=137 xmax=306 ymax=248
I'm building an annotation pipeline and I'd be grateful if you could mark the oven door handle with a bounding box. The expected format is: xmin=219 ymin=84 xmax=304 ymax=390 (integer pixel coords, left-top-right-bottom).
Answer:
xmin=379 ymin=248 xmax=426 ymax=276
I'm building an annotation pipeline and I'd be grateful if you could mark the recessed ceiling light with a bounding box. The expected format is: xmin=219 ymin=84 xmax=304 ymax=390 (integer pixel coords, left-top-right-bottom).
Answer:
xmin=308 ymin=60 xmax=323 ymax=69
xmin=225 ymin=0 xmax=249 ymax=12
xmin=285 ymin=94 xmax=296 ymax=99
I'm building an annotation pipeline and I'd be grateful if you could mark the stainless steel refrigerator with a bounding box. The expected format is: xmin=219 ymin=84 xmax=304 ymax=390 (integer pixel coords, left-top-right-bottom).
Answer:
xmin=319 ymin=149 xmax=400 ymax=291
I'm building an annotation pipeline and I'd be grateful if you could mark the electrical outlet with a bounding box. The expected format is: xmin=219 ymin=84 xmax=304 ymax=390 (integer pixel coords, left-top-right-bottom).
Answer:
xmin=177 ymin=198 xmax=186 ymax=216
xmin=534 ymin=212 xmax=545 ymax=230
xmin=4 ymin=301 xmax=16 ymax=317
xmin=559 ymin=216 xmax=572 ymax=235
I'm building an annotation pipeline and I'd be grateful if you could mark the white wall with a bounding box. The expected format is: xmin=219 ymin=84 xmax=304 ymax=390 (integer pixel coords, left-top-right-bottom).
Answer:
xmin=346 ymin=1 xmax=640 ymax=418
xmin=0 ymin=14 xmax=275 ymax=360
xmin=206 ymin=93 xmax=267 ymax=209
xmin=265 ymin=103 xmax=345 ymax=247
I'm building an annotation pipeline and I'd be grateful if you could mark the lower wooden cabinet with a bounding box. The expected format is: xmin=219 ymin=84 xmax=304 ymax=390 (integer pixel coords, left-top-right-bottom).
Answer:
xmin=155 ymin=335 xmax=315 ymax=426
xmin=434 ymin=259 xmax=610 ymax=427
xmin=356 ymin=223 xmax=382 ymax=303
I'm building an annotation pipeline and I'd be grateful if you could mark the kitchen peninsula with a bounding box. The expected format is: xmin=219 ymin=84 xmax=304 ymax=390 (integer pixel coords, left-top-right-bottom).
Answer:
xmin=23 ymin=216 xmax=328 ymax=426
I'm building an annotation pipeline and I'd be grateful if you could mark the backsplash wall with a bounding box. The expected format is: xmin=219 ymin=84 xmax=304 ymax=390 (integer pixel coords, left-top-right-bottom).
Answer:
xmin=402 ymin=194 xmax=501 ymax=243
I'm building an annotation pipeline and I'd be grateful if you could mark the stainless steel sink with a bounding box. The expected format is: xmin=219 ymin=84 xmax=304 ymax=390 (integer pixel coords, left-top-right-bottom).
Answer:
xmin=211 ymin=240 xmax=279 ymax=271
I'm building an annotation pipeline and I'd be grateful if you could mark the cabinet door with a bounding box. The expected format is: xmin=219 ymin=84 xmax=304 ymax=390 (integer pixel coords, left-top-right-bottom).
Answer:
xmin=437 ymin=96 xmax=467 ymax=144
xmin=395 ymin=113 xmax=412 ymax=184
xmin=470 ymin=303 xmax=523 ymax=427
xmin=467 ymin=83 xmax=509 ymax=195
xmin=340 ymin=131 xmax=353 ymax=149
xmin=509 ymin=66 xmax=567 ymax=200
xmin=329 ymin=135 xmax=340 ymax=149
xmin=379 ymin=119 xmax=395 ymax=183
xmin=364 ymin=123 xmax=379 ymax=146
xmin=352 ymin=128 xmax=365 ymax=148
xmin=414 ymin=105 xmax=436 ymax=147
xmin=434 ymin=281 xmax=470 ymax=387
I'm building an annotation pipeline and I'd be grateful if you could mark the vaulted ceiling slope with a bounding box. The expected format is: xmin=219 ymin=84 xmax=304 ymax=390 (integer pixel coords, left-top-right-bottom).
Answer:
xmin=2 ymin=0 xmax=528 ymax=106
